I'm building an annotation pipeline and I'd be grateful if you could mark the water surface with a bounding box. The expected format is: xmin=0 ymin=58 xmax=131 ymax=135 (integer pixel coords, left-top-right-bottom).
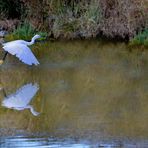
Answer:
xmin=0 ymin=40 xmax=148 ymax=147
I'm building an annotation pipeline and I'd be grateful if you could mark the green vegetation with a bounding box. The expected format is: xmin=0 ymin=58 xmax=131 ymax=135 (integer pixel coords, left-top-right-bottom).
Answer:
xmin=6 ymin=22 xmax=35 ymax=40
xmin=5 ymin=22 xmax=48 ymax=41
xmin=130 ymin=28 xmax=148 ymax=47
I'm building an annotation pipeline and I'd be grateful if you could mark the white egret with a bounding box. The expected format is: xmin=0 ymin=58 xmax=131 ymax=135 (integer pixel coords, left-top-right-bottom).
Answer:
xmin=1 ymin=83 xmax=40 ymax=116
xmin=0 ymin=34 xmax=41 ymax=65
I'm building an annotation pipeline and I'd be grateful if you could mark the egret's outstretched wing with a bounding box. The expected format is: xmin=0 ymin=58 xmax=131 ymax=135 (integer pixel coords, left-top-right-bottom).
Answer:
xmin=2 ymin=83 xmax=39 ymax=108
xmin=3 ymin=43 xmax=39 ymax=65
xmin=2 ymin=40 xmax=26 ymax=47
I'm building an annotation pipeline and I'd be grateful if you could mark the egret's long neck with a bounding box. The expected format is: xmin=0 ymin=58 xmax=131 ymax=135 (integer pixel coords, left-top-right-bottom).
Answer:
xmin=27 ymin=105 xmax=40 ymax=116
xmin=27 ymin=36 xmax=36 ymax=46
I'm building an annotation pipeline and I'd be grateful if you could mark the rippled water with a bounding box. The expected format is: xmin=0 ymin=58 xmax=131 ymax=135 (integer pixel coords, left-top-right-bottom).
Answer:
xmin=0 ymin=136 xmax=95 ymax=148
xmin=0 ymin=40 xmax=148 ymax=147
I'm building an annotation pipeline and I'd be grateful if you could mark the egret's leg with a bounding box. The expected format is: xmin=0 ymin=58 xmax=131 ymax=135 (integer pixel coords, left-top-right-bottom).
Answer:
xmin=0 ymin=52 xmax=8 ymax=65
xmin=0 ymin=86 xmax=7 ymax=97
xmin=3 ymin=52 xmax=8 ymax=61
xmin=3 ymin=89 xmax=7 ymax=97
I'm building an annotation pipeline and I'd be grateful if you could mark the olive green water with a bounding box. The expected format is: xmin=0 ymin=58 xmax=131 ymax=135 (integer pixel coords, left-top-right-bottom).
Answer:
xmin=0 ymin=40 xmax=148 ymax=147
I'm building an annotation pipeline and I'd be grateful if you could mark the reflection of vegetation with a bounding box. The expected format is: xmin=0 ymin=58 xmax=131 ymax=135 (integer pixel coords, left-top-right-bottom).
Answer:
xmin=130 ymin=28 xmax=148 ymax=47
xmin=0 ymin=41 xmax=148 ymax=137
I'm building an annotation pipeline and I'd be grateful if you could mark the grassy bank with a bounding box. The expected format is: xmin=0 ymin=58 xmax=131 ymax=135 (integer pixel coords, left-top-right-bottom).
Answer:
xmin=130 ymin=28 xmax=148 ymax=47
xmin=0 ymin=0 xmax=147 ymax=45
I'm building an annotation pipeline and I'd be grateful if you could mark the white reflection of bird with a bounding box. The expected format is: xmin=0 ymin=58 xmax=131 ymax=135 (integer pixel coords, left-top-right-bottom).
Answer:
xmin=2 ymin=83 xmax=40 ymax=116
xmin=0 ymin=34 xmax=41 ymax=65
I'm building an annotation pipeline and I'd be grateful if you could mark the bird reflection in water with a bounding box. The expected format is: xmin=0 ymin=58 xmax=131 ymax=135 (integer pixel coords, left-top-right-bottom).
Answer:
xmin=1 ymin=83 xmax=40 ymax=116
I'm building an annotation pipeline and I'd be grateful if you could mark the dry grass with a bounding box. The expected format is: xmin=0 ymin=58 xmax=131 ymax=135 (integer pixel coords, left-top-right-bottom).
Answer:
xmin=0 ymin=19 xmax=20 ymax=31
xmin=0 ymin=0 xmax=147 ymax=39
xmin=100 ymin=0 xmax=147 ymax=39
